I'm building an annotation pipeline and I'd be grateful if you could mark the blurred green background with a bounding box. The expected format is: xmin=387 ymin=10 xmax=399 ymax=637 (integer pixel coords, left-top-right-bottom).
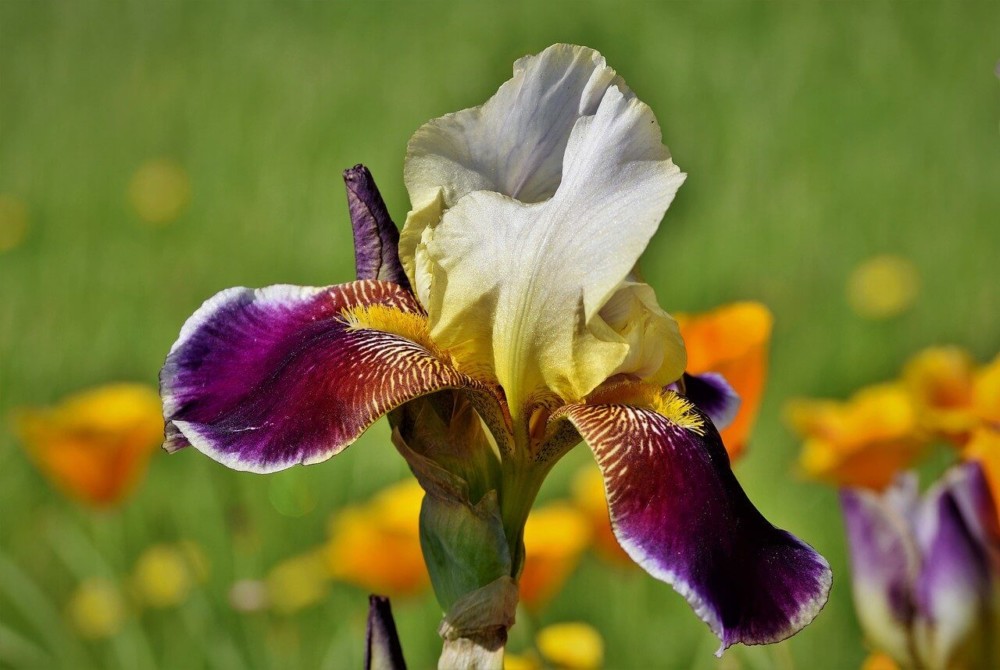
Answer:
xmin=2 ymin=1 xmax=998 ymax=668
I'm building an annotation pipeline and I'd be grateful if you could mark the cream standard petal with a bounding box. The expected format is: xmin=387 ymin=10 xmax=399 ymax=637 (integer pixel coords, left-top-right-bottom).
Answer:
xmin=599 ymin=277 xmax=686 ymax=386
xmin=423 ymin=85 xmax=686 ymax=408
xmin=401 ymin=44 xmax=629 ymax=288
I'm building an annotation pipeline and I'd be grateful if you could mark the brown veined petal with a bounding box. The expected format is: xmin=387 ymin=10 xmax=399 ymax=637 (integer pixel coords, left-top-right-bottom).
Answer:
xmin=553 ymin=393 xmax=831 ymax=653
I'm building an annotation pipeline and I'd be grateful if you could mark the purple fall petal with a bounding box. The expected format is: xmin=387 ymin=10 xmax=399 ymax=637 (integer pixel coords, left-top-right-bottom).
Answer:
xmin=344 ymin=165 xmax=410 ymax=290
xmin=555 ymin=401 xmax=831 ymax=652
xmin=366 ymin=595 xmax=407 ymax=670
xmin=676 ymin=372 xmax=741 ymax=431
xmin=161 ymin=279 xmax=478 ymax=473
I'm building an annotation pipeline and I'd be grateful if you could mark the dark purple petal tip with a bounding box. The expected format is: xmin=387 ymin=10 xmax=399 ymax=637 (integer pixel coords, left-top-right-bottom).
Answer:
xmin=344 ymin=165 xmax=410 ymax=290
xmin=677 ymin=371 xmax=741 ymax=431
xmin=366 ymin=595 xmax=407 ymax=670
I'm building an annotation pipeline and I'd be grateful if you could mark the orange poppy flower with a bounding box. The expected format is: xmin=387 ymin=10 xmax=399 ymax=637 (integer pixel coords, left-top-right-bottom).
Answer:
xmin=787 ymin=384 xmax=926 ymax=490
xmin=324 ymin=479 xmax=429 ymax=598
xmin=861 ymin=651 xmax=901 ymax=670
xmin=518 ymin=503 xmax=592 ymax=611
xmin=535 ymin=622 xmax=604 ymax=670
xmin=676 ymin=301 xmax=773 ymax=460
xmin=963 ymin=427 xmax=1000 ymax=520
xmin=14 ymin=384 xmax=164 ymax=507
xmin=973 ymin=355 xmax=1000 ymax=427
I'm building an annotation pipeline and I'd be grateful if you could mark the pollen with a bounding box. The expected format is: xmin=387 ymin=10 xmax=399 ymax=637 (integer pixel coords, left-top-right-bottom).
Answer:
xmin=653 ymin=391 xmax=705 ymax=435
xmin=342 ymin=304 xmax=430 ymax=346
xmin=341 ymin=303 xmax=436 ymax=351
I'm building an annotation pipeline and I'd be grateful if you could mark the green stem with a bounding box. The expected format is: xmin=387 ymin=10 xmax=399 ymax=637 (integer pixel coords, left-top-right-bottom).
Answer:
xmin=498 ymin=416 xmax=549 ymax=578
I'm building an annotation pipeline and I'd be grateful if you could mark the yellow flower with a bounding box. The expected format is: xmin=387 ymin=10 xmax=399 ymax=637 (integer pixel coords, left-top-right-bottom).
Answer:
xmin=791 ymin=346 xmax=1000 ymax=520
xmin=536 ymin=622 xmax=604 ymax=670
xmin=788 ymin=384 xmax=925 ymax=489
xmin=266 ymin=549 xmax=330 ymax=615
xmin=131 ymin=543 xmax=202 ymax=609
xmin=324 ymin=479 xmax=428 ymax=597
xmin=676 ymin=301 xmax=773 ymax=459
xmin=66 ymin=578 xmax=127 ymax=639
xmin=14 ymin=384 xmax=164 ymax=507
xmin=846 ymin=255 xmax=920 ymax=320
xmin=128 ymin=159 xmax=191 ymax=225
xmin=0 ymin=193 xmax=29 ymax=253
xmin=518 ymin=503 xmax=592 ymax=611
xmin=504 ymin=651 xmax=542 ymax=670
xmin=903 ymin=346 xmax=979 ymax=443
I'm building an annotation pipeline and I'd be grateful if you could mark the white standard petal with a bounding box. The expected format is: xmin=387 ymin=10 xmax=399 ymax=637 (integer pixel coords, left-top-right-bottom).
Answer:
xmin=400 ymin=44 xmax=629 ymax=287
xmin=422 ymin=82 xmax=686 ymax=410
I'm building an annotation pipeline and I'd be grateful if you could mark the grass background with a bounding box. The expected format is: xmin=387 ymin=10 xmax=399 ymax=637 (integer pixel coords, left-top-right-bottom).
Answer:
xmin=1 ymin=1 xmax=998 ymax=668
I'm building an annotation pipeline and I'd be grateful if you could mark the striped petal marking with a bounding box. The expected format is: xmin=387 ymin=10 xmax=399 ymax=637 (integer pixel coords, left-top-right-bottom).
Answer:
xmin=161 ymin=279 xmax=480 ymax=473
xmin=553 ymin=396 xmax=831 ymax=653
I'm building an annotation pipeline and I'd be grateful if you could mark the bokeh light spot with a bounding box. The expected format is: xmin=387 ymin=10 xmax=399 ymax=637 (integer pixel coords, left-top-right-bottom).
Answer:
xmin=228 ymin=579 xmax=269 ymax=613
xmin=128 ymin=159 xmax=191 ymax=225
xmin=66 ymin=578 xmax=126 ymax=639
xmin=0 ymin=194 xmax=29 ymax=252
xmin=846 ymin=255 xmax=920 ymax=319
xmin=268 ymin=472 xmax=317 ymax=517
xmin=536 ymin=622 xmax=604 ymax=670
xmin=131 ymin=544 xmax=193 ymax=608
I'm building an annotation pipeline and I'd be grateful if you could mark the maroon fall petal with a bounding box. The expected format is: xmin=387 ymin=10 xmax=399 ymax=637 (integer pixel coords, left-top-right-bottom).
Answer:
xmin=555 ymin=401 xmax=831 ymax=653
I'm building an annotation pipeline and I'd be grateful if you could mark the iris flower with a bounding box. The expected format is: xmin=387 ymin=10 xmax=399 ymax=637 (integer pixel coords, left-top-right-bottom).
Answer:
xmin=160 ymin=44 xmax=830 ymax=659
xmin=841 ymin=462 xmax=1000 ymax=669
